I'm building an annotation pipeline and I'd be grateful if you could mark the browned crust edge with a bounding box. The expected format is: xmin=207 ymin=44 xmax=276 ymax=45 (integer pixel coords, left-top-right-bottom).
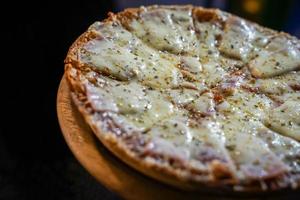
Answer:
xmin=64 ymin=5 xmax=300 ymax=193
xmin=65 ymin=67 xmax=229 ymax=191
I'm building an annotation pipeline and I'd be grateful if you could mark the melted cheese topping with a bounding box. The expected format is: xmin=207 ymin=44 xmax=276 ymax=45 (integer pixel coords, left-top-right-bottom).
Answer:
xmin=72 ymin=6 xmax=300 ymax=187
xmin=265 ymin=100 xmax=300 ymax=141
xmin=130 ymin=7 xmax=200 ymax=56
xmin=255 ymin=71 xmax=300 ymax=94
xmin=249 ymin=36 xmax=300 ymax=78
xmin=219 ymin=17 xmax=255 ymax=61
xmin=82 ymin=22 xmax=183 ymax=88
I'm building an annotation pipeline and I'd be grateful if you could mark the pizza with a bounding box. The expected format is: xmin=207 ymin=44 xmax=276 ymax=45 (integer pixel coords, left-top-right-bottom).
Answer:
xmin=64 ymin=5 xmax=300 ymax=192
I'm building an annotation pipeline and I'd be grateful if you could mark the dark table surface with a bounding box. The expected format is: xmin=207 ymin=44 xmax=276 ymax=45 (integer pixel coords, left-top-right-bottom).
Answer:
xmin=0 ymin=146 xmax=119 ymax=200
xmin=1 ymin=1 xmax=120 ymax=199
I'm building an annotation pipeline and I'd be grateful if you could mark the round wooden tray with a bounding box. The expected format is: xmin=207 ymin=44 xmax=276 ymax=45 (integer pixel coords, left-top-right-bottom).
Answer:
xmin=56 ymin=75 xmax=296 ymax=200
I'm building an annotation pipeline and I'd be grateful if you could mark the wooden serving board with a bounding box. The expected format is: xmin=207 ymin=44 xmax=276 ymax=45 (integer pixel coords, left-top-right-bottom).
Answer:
xmin=56 ymin=75 xmax=295 ymax=200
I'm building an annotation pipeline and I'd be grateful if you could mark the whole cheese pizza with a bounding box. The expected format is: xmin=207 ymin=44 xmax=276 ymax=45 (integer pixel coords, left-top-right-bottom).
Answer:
xmin=65 ymin=5 xmax=300 ymax=192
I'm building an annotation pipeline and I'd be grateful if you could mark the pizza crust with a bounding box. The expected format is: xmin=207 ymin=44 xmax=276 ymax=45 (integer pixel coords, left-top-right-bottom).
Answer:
xmin=65 ymin=67 xmax=237 ymax=191
xmin=64 ymin=5 xmax=300 ymax=192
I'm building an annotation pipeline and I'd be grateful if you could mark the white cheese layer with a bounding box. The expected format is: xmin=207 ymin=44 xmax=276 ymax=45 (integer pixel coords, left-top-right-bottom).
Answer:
xmin=129 ymin=7 xmax=200 ymax=55
xmin=74 ymin=7 xmax=300 ymax=184
xmin=265 ymin=100 xmax=300 ymax=141
xmin=82 ymin=22 xmax=183 ymax=88
xmin=219 ymin=17 xmax=255 ymax=61
xmin=255 ymin=72 xmax=300 ymax=95
xmin=249 ymin=36 xmax=300 ymax=78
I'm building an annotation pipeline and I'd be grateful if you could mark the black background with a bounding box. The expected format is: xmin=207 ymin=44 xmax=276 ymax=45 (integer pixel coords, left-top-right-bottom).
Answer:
xmin=1 ymin=1 xmax=119 ymax=199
